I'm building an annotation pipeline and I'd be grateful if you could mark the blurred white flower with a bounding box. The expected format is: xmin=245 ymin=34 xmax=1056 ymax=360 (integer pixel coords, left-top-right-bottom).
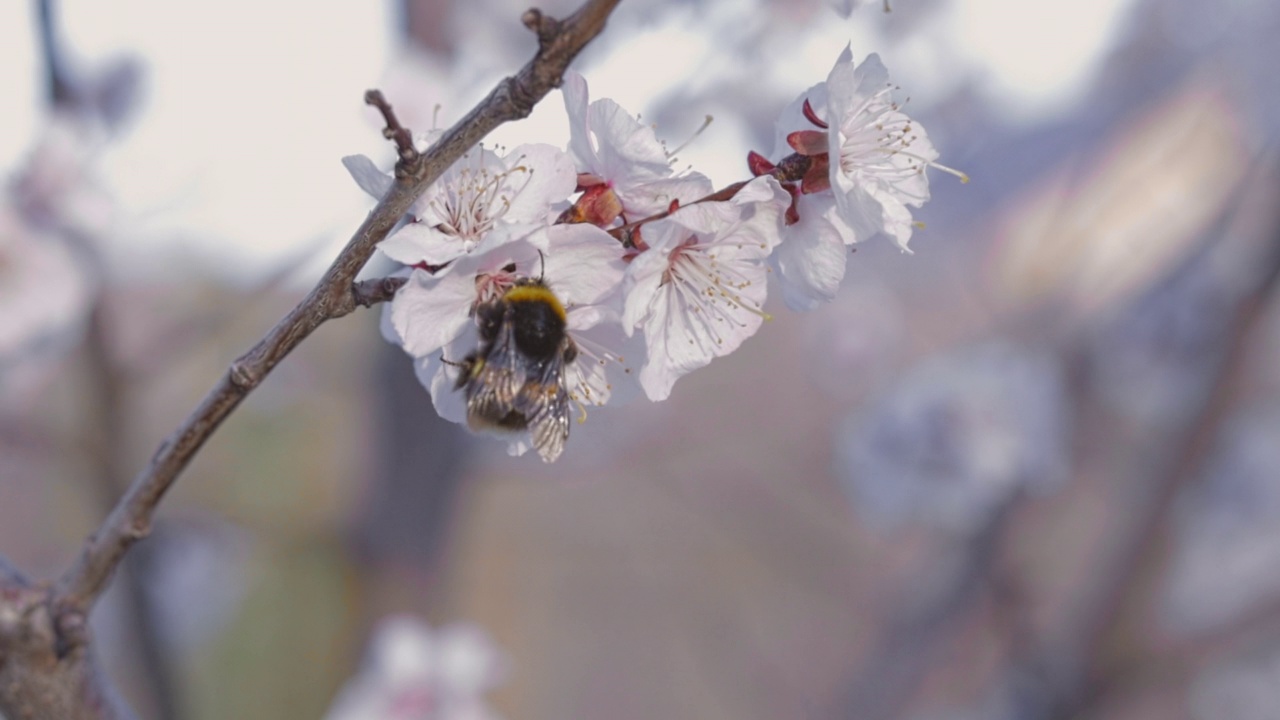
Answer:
xmin=0 ymin=206 xmax=92 ymax=406
xmin=324 ymin=616 xmax=505 ymax=720
xmin=835 ymin=342 xmax=1068 ymax=534
xmin=11 ymin=117 xmax=115 ymax=233
xmin=1164 ymin=406 xmax=1280 ymax=634
xmin=828 ymin=0 xmax=862 ymax=17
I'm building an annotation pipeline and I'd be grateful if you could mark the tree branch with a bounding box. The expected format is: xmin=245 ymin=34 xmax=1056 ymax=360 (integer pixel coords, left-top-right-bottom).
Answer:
xmin=4 ymin=4 xmax=618 ymax=717
xmin=49 ymin=0 xmax=619 ymax=633
xmin=1 ymin=554 xmax=135 ymax=720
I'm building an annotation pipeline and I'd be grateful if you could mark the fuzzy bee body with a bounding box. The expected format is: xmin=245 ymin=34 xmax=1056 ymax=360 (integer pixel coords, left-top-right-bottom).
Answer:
xmin=455 ymin=279 xmax=577 ymax=462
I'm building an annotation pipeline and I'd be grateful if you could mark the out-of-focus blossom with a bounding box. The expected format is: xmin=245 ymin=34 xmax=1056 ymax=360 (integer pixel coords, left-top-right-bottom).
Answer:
xmin=622 ymin=176 xmax=788 ymax=401
xmin=324 ymin=616 xmax=504 ymax=720
xmin=0 ymin=203 xmax=93 ymax=406
xmin=989 ymin=82 xmax=1246 ymax=319
xmin=11 ymin=118 xmax=115 ymax=234
xmin=828 ymin=0 xmax=862 ymax=17
xmin=1 ymin=115 xmax=120 ymax=405
xmin=835 ymin=342 xmax=1069 ymax=533
xmin=1164 ymin=406 xmax=1280 ymax=634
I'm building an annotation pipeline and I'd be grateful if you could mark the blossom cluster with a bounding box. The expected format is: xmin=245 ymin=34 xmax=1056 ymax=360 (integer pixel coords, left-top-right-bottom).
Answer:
xmin=324 ymin=616 xmax=504 ymax=720
xmin=345 ymin=48 xmax=962 ymax=461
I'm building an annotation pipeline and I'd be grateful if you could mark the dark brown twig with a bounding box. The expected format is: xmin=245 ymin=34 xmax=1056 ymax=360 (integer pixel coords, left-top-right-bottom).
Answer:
xmin=365 ymin=89 xmax=418 ymax=165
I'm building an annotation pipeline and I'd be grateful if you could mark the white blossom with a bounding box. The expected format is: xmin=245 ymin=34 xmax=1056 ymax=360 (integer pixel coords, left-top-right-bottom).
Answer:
xmin=824 ymin=49 xmax=963 ymax=252
xmin=386 ymin=226 xmax=634 ymax=457
xmin=561 ymin=71 xmax=711 ymax=224
xmin=764 ymin=48 xmax=963 ymax=308
xmin=344 ymin=143 xmax=576 ymax=266
xmin=622 ymin=177 xmax=788 ymax=401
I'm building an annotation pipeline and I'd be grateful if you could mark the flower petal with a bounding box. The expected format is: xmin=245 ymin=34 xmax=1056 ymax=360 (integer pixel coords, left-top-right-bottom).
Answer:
xmin=543 ymin=224 xmax=627 ymax=308
xmin=388 ymin=268 xmax=476 ymax=357
xmin=342 ymin=154 xmax=394 ymax=200
xmin=774 ymin=211 xmax=849 ymax=311
xmin=501 ymin=143 xmax=577 ymax=224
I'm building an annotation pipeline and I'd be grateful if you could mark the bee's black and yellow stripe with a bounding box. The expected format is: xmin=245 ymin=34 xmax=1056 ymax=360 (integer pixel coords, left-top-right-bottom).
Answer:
xmin=454 ymin=278 xmax=576 ymax=462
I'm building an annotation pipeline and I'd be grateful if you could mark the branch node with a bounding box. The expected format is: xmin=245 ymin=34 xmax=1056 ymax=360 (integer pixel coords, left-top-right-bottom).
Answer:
xmin=522 ymin=8 xmax=561 ymax=47
xmin=352 ymin=276 xmax=407 ymax=310
xmin=228 ymin=359 xmax=257 ymax=390
xmin=364 ymin=89 xmax=419 ymax=168
xmin=126 ymin=519 xmax=150 ymax=542
xmin=53 ymin=610 xmax=88 ymax=659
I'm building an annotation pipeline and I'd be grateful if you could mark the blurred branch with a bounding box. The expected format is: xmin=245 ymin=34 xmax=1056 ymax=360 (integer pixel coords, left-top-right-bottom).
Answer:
xmin=1 ymin=1 xmax=620 ymax=718
xmin=83 ymin=301 xmax=184 ymax=720
xmin=15 ymin=2 xmax=182 ymax=716
xmin=1004 ymin=162 xmax=1280 ymax=720
xmin=837 ymin=501 xmax=1017 ymax=720
xmin=36 ymin=0 xmax=74 ymax=107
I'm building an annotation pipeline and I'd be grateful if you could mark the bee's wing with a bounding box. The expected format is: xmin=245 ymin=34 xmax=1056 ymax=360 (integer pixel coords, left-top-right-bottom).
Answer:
xmin=464 ymin=321 xmax=526 ymax=428
xmin=513 ymin=338 xmax=574 ymax=463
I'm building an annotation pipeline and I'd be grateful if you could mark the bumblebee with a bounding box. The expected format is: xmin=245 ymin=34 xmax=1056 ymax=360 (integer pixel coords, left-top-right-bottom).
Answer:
xmin=453 ymin=278 xmax=577 ymax=463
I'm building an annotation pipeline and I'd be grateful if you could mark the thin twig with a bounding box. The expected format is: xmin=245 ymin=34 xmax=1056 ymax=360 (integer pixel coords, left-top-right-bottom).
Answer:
xmin=365 ymin=89 xmax=418 ymax=165
xmin=50 ymin=0 xmax=619 ymax=629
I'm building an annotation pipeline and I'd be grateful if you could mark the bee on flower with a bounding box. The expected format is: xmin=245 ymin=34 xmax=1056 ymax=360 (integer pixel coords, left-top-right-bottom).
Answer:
xmin=346 ymin=45 xmax=962 ymax=462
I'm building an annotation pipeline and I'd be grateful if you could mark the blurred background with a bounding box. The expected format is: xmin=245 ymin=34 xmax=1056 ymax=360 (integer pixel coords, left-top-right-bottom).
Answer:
xmin=3 ymin=0 xmax=1280 ymax=718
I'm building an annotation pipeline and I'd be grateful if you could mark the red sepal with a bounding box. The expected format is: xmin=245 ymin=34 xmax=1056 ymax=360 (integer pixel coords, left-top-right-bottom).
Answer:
xmin=787 ymin=130 xmax=828 ymax=156
xmin=802 ymin=98 xmax=828 ymax=129
xmin=747 ymin=150 xmax=775 ymax=177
